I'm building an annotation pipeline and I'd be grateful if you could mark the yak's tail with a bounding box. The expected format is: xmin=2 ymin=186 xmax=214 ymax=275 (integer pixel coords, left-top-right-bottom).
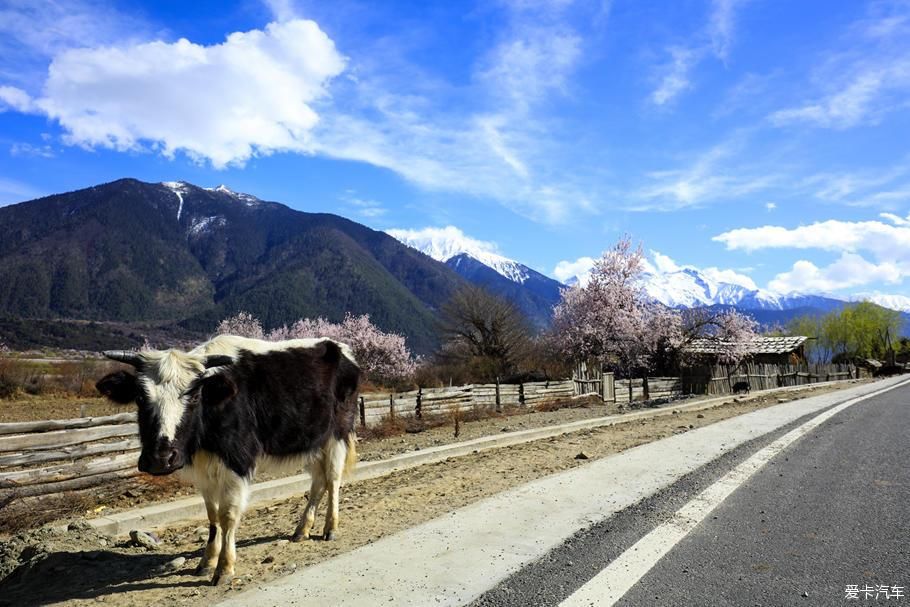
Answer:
xmin=343 ymin=432 xmax=358 ymax=479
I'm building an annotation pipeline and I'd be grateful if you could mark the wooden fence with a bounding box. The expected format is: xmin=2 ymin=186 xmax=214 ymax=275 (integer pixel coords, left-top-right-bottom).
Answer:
xmin=681 ymin=362 xmax=862 ymax=396
xmin=573 ymin=361 xmax=864 ymax=403
xmin=0 ymin=412 xmax=141 ymax=500
xmin=358 ymin=380 xmax=576 ymax=425
xmin=0 ymin=379 xmax=583 ymax=500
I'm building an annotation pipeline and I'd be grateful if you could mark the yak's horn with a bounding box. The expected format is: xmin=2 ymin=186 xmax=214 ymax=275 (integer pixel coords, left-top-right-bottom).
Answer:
xmin=102 ymin=350 xmax=143 ymax=366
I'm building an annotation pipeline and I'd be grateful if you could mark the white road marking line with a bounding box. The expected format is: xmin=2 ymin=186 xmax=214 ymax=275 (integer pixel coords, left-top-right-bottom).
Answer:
xmin=559 ymin=378 xmax=910 ymax=607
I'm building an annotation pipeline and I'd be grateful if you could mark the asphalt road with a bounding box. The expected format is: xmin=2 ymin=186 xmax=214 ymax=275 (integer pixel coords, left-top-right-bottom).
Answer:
xmin=473 ymin=380 xmax=910 ymax=607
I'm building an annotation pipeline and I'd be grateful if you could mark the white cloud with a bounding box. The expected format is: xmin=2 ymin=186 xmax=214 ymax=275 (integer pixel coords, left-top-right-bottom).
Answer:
xmin=651 ymin=47 xmax=697 ymax=106
xmin=553 ymin=256 xmax=596 ymax=284
xmin=708 ymin=0 xmax=745 ymax=61
xmin=649 ymin=0 xmax=746 ymax=106
xmin=387 ymin=226 xmax=502 ymax=260
xmin=713 ymin=216 xmax=910 ymax=258
xmin=768 ymin=253 xmax=902 ymax=294
xmin=633 ymin=135 xmax=778 ymax=210
xmin=801 ymin=160 xmax=910 ymax=207
xmin=651 ymin=250 xmax=681 ymax=273
xmin=769 ymin=64 xmax=910 ymax=129
xmin=765 ymin=202 xmax=776 ymax=211
xmin=881 ymin=211 xmax=910 ymax=226
xmin=263 ymin=0 xmax=299 ymax=22
xmin=340 ymin=191 xmax=386 ymax=219
xmin=304 ymin=5 xmax=591 ymax=222
xmin=9 ymin=141 xmax=54 ymax=158
xmin=11 ymin=20 xmax=346 ymax=169
xmin=0 ymin=85 xmax=34 ymax=112
xmin=715 ymin=214 xmax=910 ymax=293
xmin=769 ymin=9 xmax=910 ymax=129
xmin=0 ymin=0 xmax=150 ymax=87
xmin=2 ymin=3 xmax=594 ymax=223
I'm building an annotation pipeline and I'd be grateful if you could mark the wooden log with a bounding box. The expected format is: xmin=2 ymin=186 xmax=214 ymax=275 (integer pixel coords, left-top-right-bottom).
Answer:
xmin=0 ymin=412 xmax=137 ymax=436
xmin=0 ymin=452 xmax=138 ymax=487
xmin=0 ymin=423 xmax=138 ymax=453
xmin=0 ymin=468 xmax=141 ymax=500
xmin=0 ymin=438 xmax=140 ymax=467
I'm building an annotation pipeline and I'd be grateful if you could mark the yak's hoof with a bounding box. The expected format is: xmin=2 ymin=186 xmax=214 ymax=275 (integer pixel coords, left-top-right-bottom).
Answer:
xmin=211 ymin=572 xmax=233 ymax=587
xmin=194 ymin=565 xmax=214 ymax=577
xmin=323 ymin=530 xmax=336 ymax=541
xmin=290 ymin=529 xmax=310 ymax=542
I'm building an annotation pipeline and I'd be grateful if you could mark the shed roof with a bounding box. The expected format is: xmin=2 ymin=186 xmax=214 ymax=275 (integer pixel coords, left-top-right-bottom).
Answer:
xmin=683 ymin=336 xmax=808 ymax=355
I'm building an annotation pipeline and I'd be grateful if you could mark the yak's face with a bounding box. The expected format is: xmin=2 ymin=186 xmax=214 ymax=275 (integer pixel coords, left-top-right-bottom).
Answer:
xmin=96 ymin=350 xmax=231 ymax=475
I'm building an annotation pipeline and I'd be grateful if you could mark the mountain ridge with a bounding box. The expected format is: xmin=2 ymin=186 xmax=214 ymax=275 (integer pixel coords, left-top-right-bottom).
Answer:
xmin=0 ymin=178 xmax=471 ymax=353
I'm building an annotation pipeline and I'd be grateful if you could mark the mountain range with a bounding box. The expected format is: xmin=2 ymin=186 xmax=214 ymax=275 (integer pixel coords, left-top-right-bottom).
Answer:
xmin=389 ymin=229 xmax=910 ymax=331
xmin=0 ymin=178 xmax=907 ymax=351
xmin=0 ymin=179 xmax=470 ymax=352
xmin=386 ymin=227 xmax=564 ymax=327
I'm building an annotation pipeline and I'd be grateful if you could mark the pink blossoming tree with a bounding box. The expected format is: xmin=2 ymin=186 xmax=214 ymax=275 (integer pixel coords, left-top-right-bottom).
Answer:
xmin=552 ymin=236 xmax=684 ymax=399
xmin=216 ymin=312 xmax=416 ymax=384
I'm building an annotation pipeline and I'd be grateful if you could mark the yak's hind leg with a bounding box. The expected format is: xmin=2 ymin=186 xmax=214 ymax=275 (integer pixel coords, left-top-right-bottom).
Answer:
xmin=195 ymin=491 xmax=221 ymax=577
xmin=292 ymin=459 xmax=326 ymax=541
xmin=322 ymin=434 xmax=355 ymax=541
xmin=211 ymin=471 xmax=250 ymax=587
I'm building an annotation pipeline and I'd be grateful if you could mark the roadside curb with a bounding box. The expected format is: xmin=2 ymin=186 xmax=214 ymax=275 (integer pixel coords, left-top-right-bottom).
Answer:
xmin=64 ymin=378 xmax=874 ymax=536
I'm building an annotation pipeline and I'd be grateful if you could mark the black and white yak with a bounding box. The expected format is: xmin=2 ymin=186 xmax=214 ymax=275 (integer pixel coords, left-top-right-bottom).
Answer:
xmin=96 ymin=335 xmax=361 ymax=585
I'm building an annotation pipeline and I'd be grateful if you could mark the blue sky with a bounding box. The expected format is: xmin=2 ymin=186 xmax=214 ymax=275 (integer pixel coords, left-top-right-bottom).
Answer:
xmin=1 ymin=0 xmax=909 ymax=302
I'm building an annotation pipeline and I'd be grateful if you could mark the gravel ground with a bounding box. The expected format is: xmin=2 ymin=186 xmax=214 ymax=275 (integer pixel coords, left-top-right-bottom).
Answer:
xmin=0 ymin=381 xmax=868 ymax=606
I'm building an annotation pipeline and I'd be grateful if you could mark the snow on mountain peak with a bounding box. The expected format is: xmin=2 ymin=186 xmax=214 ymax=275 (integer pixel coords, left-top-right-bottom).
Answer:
xmin=161 ymin=181 xmax=187 ymax=221
xmin=387 ymin=226 xmax=530 ymax=283
xmin=206 ymin=184 xmax=261 ymax=206
xmin=852 ymin=292 xmax=910 ymax=313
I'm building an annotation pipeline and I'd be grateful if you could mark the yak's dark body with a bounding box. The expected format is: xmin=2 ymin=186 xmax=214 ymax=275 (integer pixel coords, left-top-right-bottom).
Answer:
xmin=185 ymin=342 xmax=360 ymax=478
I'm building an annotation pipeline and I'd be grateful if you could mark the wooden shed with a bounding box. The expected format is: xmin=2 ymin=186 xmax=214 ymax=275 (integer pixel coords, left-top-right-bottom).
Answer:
xmin=683 ymin=336 xmax=809 ymax=365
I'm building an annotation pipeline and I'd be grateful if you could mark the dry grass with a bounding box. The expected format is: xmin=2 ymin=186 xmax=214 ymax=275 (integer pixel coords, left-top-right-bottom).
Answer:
xmin=0 ymin=358 xmax=123 ymax=401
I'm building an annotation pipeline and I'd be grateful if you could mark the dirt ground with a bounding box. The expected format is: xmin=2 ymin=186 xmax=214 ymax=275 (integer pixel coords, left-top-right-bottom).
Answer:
xmin=0 ymin=380 xmax=868 ymax=606
xmin=0 ymin=395 xmax=122 ymax=423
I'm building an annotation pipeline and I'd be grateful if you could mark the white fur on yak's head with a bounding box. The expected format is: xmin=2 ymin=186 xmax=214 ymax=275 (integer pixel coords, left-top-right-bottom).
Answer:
xmin=96 ymin=349 xmax=232 ymax=475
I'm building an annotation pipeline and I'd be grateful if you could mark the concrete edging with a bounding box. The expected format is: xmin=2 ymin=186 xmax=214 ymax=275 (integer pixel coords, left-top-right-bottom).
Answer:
xmin=68 ymin=378 xmax=870 ymax=536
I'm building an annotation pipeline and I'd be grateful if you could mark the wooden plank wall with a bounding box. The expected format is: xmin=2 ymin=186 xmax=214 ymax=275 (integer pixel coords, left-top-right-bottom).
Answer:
xmin=681 ymin=362 xmax=863 ymax=396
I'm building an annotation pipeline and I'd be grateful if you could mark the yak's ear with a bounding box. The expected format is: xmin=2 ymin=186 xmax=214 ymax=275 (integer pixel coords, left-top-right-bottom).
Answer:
xmin=96 ymin=371 xmax=140 ymax=404
xmin=197 ymin=374 xmax=238 ymax=409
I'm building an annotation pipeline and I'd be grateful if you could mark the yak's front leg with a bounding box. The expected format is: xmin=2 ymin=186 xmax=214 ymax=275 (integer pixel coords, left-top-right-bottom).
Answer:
xmin=212 ymin=474 xmax=250 ymax=586
xmin=195 ymin=492 xmax=221 ymax=577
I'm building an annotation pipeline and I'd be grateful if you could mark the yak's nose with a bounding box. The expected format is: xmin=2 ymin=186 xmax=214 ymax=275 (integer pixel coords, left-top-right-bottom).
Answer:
xmin=166 ymin=448 xmax=179 ymax=469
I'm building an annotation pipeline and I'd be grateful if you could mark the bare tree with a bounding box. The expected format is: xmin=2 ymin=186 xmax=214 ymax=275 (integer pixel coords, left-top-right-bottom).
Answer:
xmin=438 ymin=285 xmax=532 ymax=382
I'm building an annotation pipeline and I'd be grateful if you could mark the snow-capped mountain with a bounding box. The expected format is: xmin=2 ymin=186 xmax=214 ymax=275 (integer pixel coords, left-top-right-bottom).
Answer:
xmin=562 ymin=257 xmax=910 ymax=323
xmin=387 ymin=226 xmax=564 ymax=327
xmin=388 ymin=226 xmax=531 ymax=283
xmin=850 ymin=293 xmax=910 ymax=313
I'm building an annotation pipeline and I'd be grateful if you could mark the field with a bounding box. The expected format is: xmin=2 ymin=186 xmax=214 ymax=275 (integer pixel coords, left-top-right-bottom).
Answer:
xmin=0 ymin=380 xmax=867 ymax=607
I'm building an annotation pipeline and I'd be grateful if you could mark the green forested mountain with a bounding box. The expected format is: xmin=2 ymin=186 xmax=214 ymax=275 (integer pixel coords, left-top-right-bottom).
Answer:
xmin=0 ymin=179 xmax=468 ymax=352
